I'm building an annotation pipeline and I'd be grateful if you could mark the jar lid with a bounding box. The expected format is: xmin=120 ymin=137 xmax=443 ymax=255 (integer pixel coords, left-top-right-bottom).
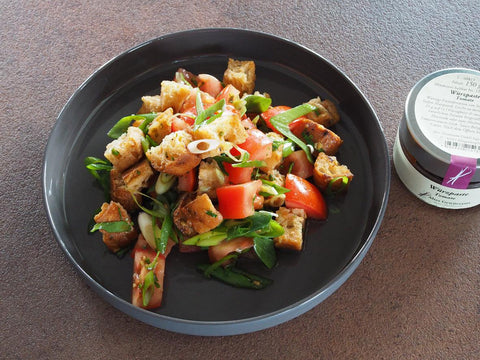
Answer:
xmin=400 ymin=68 xmax=480 ymax=186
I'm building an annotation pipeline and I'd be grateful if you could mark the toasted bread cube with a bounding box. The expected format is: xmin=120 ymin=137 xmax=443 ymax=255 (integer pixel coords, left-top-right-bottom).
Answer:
xmin=223 ymin=58 xmax=256 ymax=95
xmin=313 ymin=152 xmax=353 ymax=192
xmin=147 ymin=108 xmax=173 ymax=144
xmin=192 ymin=111 xmax=248 ymax=145
xmin=197 ymin=159 xmax=228 ymax=199
xmin=261 ymin=170 xmax=286 ymax=208
xmin=182 ymin=194 xmax=223 ymax=234
xmin=290 ymin=118 xmax=343 ymax=155
xmin=173 ymin=193 xmax=223 ymax=236
xmin=261 ymin=132 xmax=285 ymax=173
xmin=146 ymin=130 xmax=201 ymax=175
xmin=110 ymin=169 xmax=140 ymax=212
xmin=105 ymin=126 xmax=145 ymax=171
xmin=306 ymin=97 xmax=340 ymax=127
xmin=138 ymin=95 xmax=163 ymax=114
xmin=122 ymin=159 xmax=154 ymax=191
xmin=94 ymin=201 xmax=138 ymax=252
xmin=274 ymin=207 xmax=307 ymax=251
xmin=110 ymin=159 xmax=153 ymax=212
xmin=159 ymin=80 xmax=192 ymax=113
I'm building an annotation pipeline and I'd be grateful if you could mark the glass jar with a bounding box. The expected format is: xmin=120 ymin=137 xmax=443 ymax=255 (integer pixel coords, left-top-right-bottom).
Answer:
xmin=393 ymin=68 xmax=480 ymax=209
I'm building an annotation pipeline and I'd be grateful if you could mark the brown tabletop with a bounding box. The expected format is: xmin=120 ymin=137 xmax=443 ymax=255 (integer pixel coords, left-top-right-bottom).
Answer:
xmin=2 ymin=0 xmax=479 ymax=358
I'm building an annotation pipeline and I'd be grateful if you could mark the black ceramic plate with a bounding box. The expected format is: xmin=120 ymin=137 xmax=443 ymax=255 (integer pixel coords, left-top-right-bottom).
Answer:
xmin=43 ymin=28 xmax=389 ymax=336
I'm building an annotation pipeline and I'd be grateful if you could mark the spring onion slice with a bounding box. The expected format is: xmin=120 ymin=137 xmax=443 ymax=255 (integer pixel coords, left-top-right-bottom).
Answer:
xmin=107 ymin=113 xmax=157 ymax=139
xmin=269 ymin=103 xmax=316 ymax=163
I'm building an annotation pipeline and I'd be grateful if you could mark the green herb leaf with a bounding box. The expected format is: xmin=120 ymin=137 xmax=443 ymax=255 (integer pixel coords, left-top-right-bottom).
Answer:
xmin=260 ymin=179 xmax=291 ymax=195
xmin=197 ymin=264 xmax=272 ymax=289
xmin=84 ymin=157 xmax=112 ymax=201
xmin=269 ymin=103 xmax=316 ymax=163
xmin=107 ymin=113 xmax=157 ymax=139
xmin=90 ymin=220 xmax=132 ymax=233
xmin=253 ymin=237 xmax=277 ymax=269
xmin=157 ymin=210 xmax=173 ymax=254
xmin=141 ymin=270 xmax=157 ymax=307
xmin=244 ymin=95 xmax=272 ymax=113
xmin=194 ymin=98 xmax=225 ymax=130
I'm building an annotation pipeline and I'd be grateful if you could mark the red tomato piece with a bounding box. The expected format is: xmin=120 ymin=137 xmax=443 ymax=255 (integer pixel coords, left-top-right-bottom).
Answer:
xmin=284 ymin=173 xmax=327 ymax=220
xmin=132 ymin=237 xmax=166 ymax=309
xmin=281 ymin=150 xmax=314 ymax=178
xmin=216 ymin=84 xmax=240 ymax=104
xmin=238 ymin=128 xmax=273 ymax=161
xmin=131 ymin=235 xmax=176 ymax=309
xmin=197 ymin=74 xmax=223 ymax=97
xmin=223 ymin=162 xmax=253 ymax=184
xmin=177 ymin=167 xmax=197 ymax=192
xmin=260 ymin=105 xmax=291 ymax=133
xmin=208 ymin=237 xmax=254 ymax=263
xmin=216 ymin=180 xmax=262 ymax=219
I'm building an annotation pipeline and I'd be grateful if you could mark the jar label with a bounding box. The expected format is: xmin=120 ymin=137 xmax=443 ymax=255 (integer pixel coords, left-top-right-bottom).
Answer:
xmin=393 ymin=135 xmax=480 ymax=209
xmin=442 ymin=155 xmax=477 ymax=189
xmin=414 ymin=72 xmax=480 ymax=158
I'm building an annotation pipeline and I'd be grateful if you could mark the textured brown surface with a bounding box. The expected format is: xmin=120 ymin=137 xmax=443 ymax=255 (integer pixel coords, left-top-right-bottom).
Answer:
xmin=1 ymin=0 xmax=479 ymax=359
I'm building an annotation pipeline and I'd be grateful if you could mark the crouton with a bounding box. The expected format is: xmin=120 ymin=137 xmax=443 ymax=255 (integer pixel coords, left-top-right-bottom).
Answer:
xmin=274 ymin=207 xmax=307 ymax=251
xmin=197 ymin=159 xmax=228 ymax=199
xmin=173 ymin=193 xmax=223 ymax=236
xmin=93 ymin=201 xmax=138 ymax=252
xmin=223 ymin=58 xmax=256 ymax=95
xmin=147 ymin=108 xmax=174 ymax=144
xmin=146 ymin=130 xmax=201 ymax=176
xmin=261 ymin=170 xmax=286 ymax=208
xmin=306 ymin=97 xmax=340 ymax=127
xmin=138 ymin=95 xmax=163 ymax=114
xmin=159 ymin=80 xmax=192 ymax=113
xmin=260 ymin=132 xmax=285 ymax=173
xmin=192 ymin=110 xmax=248 ymax=145
xmin=104 ymin=126 xmax=145 ymax=171
xmin=122 ymin=159 xmax=154 ymax=191
xmin=290 ymin=118 xmax=343 ymax=155
xmin=313 ymin=152 xmax=353 ymax=192
xmin=110 ymin=169 xmax=140 ymax=212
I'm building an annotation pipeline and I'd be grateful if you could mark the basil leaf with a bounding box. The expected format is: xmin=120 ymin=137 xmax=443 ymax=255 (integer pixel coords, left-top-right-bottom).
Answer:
xmin=84 ymin=157 xmax=111 ymax=200
xmin=244 ymin=95 xmax=272 ymax=113
xmin=269 ymin=103 xmax=316 ymax=163
xmin=226 ymin=212 xmax=272 ymax=240
xmin=253 ymin=237 xmax=277 ymax=269
xmin=197 ymin=264 xmax=272 ymax=289
xmin=90 ymin=220 xmax=132 ymax=233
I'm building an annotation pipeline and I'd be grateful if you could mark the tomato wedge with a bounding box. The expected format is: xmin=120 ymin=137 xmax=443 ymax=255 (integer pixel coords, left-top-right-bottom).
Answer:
xmin=131 ymin=235 xmax=175 ymax=309
xmin=216 ymin=180 xmax=262 ymax=219
xmin=208 ymin=237 xmax=254 ymax=263
xmin=131 ymin=235 xmax=166 ymax=309
xmin=198 ymin=74 xmax=223 ymax=97
xmin=238 ymin=128 xmax=273 ymax=161
xmin=281 ymin=150 xmax=314 ymax=178
xmin=284 ymin=173 xmax=327 ymax=220
xmin=261 ymin=105 xmax=291 ymax=133
xmin=177 ymin=167 xmax=197 ymax=192
xmin=223 ymin=162 xmax=253 ymax=184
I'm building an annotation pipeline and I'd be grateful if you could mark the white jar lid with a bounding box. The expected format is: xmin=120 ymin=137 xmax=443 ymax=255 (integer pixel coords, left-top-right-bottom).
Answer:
xmin=400 ymin=68 xmax=480 ymax=185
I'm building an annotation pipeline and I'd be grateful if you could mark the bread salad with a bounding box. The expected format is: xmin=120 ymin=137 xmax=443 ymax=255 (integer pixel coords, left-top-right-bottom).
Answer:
xmin=85 ymin=58 xmax=353 ymax=309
